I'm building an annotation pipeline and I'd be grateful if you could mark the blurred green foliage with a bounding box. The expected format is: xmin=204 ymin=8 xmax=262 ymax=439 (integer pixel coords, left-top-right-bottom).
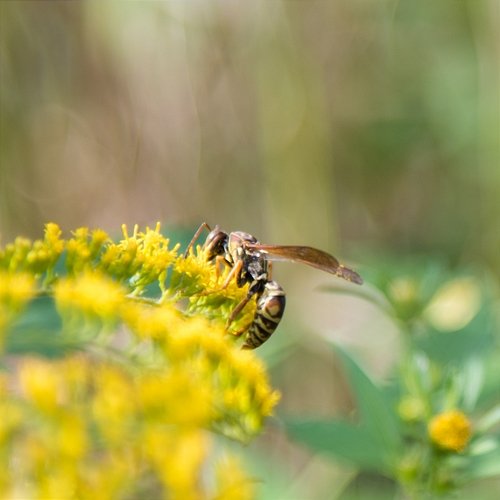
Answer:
xmin=284 ymin=265 xmax=500 ymax=497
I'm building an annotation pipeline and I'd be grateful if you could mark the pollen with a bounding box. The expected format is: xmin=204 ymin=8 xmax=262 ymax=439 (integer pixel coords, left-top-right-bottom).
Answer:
xmin=428 ymin=410 xmax=472 ymax=452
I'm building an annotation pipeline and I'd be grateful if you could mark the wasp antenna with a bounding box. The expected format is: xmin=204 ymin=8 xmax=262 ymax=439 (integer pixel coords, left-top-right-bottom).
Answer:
xmin=184 ymin=222 xmax=212 ymax=258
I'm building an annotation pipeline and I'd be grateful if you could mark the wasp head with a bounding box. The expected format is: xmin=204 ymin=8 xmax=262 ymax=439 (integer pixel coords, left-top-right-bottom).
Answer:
xmin=203 ymin=227 xmax=228 ymax=261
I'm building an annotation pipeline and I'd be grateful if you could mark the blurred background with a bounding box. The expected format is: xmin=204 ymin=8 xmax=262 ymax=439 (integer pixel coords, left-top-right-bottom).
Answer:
xmin=1 ymin=1 xmax=499 ymax=498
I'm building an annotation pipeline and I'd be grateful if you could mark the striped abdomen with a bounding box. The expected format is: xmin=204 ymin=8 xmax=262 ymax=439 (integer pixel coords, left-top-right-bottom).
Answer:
xmin=242 ymin=281 xmax=286 ymax=349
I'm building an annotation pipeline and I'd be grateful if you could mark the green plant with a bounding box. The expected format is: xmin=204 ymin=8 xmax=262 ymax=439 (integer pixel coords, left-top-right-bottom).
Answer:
xmin=285 ymin=261 xmax=500 ymax=498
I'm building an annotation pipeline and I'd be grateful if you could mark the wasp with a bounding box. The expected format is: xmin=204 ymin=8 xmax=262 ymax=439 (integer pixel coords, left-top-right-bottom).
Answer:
xmin=185 ymin=223 xmax=363 ymax=349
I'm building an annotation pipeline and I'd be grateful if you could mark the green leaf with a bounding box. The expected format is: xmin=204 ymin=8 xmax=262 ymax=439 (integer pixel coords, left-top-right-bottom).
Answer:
xmin=283 ymin=347 xmax=403 ymax=473
xmin=4 ymin=296 xmax=77 ymax=357
xmin=463 ymin=443 xmax=500 ymax=480
xmin=460 ymin=358 xmax=484 ymax=411
xmin=335 ymin=346 xmax=402 ymax=459
xmin=476 ymin=405 xmax=500 ymax=434
xmin=285 ymin=418 xmax=390 ymax=473
xmin=417 ymin=322 xmax=494 ymax=365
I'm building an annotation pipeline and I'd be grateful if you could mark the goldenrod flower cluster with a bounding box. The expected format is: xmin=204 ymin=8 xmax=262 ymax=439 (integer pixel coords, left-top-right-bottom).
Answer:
xmin=0 ymin=222 xmax=64 ymax=277
xmin=0 ymin=223 xmax=279 ymax=499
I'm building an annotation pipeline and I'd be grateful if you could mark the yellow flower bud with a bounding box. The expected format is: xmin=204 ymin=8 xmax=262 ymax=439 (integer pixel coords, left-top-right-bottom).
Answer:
xmin=428 ymin=410 xmax=472 ymax=452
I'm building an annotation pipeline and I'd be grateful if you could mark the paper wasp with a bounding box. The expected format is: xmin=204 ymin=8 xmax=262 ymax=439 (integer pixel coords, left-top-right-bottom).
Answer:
xmin=185 ymin=223 xmax=363 ymax=349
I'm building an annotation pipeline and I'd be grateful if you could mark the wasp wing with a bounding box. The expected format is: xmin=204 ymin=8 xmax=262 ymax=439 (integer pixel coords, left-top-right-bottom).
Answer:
xmin=246 ymin=244 xmax=363 ymax=285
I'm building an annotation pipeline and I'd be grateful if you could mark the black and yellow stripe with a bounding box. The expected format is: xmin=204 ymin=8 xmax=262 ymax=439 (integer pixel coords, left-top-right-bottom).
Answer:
xmin=243 ymin=281 xmax=286 ymax=349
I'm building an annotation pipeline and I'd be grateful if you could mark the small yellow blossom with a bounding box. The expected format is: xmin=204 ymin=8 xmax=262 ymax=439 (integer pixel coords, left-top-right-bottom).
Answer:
xmin=172 ymin=250 xmax=217 ymax=294
xmin=0 ymin=271 xmax=35 ymax=312
xmin=58 ymin=355 xmax=90 ymax=400
xmin=79 ymin=454 xmax=133 ymax=500
xmin=137 ymin=367 xmax=214 ymax=426
xmin=123 ymin=301 xmax=181 ymax=341
xmin=166 ymin=315 xmax=228 ymax=358
xmin=0 ymin=237 xmax=32 ymax=271
xmin=26 ymin=223 xmax=65 ymax=275
xmin=54 ymin=272 xmax=125 ymax=323
xmin=428 ymin=410 xmax=472 ymax=452
xmin=92 ymin=364 xmax=136 ymax=444
xmin=90 ymin=228 xmax=109 ymax=253
xmin=43 ymin=222 xmax=65 ymax=255
xmin=18 ymin=358 xmax=60 ymax=413
xmin=55 ymin=411 xmax=88 ymax=460
xmin=38 ymin=463 xmax=78 ymax=500
xmin=0 ymin=401 xmax=22 ymax=444
xmin=144 ymin=427 xmax=209 ymax=500
xmin=101 ymin=222 xmax=179 ymax=292
xmin=215 ymin=456 xmax=256 ymax=500
xmin=65 ymin=227 xmax=110 ymax=273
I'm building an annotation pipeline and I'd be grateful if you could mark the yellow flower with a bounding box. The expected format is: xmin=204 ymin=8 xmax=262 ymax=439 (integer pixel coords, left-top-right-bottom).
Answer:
xmin=92 ymin=364 xmax=136 ymax=444
xmin=0 ymin=271 xmax=35 ymax=313
xmin=54 ymin=271 xmax=125 ymax=323
xmin=100 ymin=229 xmax=141 ymax=279
xmin=100 ymin=223 xmax=179 ymax=291
xmin=0 ymin=401 xmax=22 ymax=445
xmin=58 ymin=355 xmax=90 ymax=400
xmin=143 ymin=427 xmax=209 ymax=500
xmin=18 ymin=358 xmax=60 ymax=414
xmin=65 ymin=227 xmax=109 ymax=273
xmin=55 ymin=411 xmax=88 ymax=460
xmin=225 ymin=349 xmax=281 ymax=418
xmin=428 ymin=410 xmax=472 ymax=452
xmin=215 ymin=456 xmax=256 ymax=500
xmin=38 ymin=463 xmax=78 ymax=500
xmin=123 ymin=301 xmax=181 ymax=342
xmin=79 ymin=453 xmax=132 ymax=500
xmin=0 ymin=236 xmax=32 ymax=271
xmin=26 ymin=223 xmax=65 ymax=275
xmin=172 ymin=250 xmax=217 ymax=294
xmin=43 ymin=222 xmax=65 ymax=256
xmin=137 ymin=367 xmax=214 ymax=426
xmin=137 ymin=222 xmax=180 ymax=280
xmin=90 ymin=228 xmax=110 ymax=253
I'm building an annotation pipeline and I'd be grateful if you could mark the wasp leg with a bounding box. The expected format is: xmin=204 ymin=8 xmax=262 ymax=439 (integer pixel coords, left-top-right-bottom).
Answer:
xmin=267 ymin=261 xmax=273 ymax=280
xmin=229 ymin=326 xmax=250 ymax=338
xmin=226 ymin=292 xmax=254 ymax=328
xmin=219 ymin=259 xmax=243 ymax=290
xmin=214 ymin=255 xmax=231 ymax=280
xmin=184 ymin=222 xmax=212 ymax=258
xmin=197 ymin=260 xmax=243 ymax=296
